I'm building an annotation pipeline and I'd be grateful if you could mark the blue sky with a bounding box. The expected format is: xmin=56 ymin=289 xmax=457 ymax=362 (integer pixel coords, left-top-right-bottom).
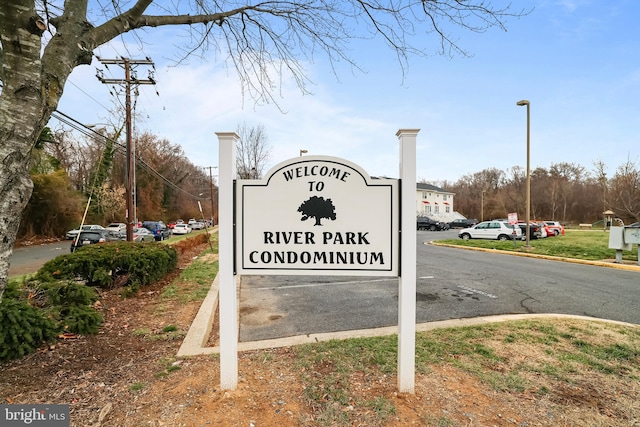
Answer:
xmin=52 ymin=0 xmax=639 ymax=184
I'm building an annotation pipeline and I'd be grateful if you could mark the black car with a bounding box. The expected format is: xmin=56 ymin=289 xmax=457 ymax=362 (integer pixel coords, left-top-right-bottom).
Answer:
xmin=447 ymin=218 xmax=479 ymax=229
xmin=142 ymin=221 xmax=171 ymax=241
xmin=517 ymin=222 xmax=543 ymax=240
xmin=70 ymin=229 xmax=121 ymax=252
xmin=417 ymin=216 xmax=449 ymax=231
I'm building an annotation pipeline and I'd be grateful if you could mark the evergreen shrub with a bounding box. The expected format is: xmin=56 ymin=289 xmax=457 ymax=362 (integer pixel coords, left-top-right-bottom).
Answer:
xmin=34 ymin=241 xmax=178 ymax=290
xmin=0 ymin=298 xmax=58 ymax=362
xmin=44 ymin=281 xmax=103 ymax=335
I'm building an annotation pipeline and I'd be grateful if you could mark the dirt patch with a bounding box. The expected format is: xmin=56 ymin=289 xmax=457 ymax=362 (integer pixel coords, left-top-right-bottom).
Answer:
xmin=1 ymin=242 xmax=639 ymax=426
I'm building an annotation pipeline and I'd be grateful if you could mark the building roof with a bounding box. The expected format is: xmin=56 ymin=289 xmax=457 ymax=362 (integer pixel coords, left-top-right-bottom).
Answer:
xmin=416 ymin=182 xmax=454 ymax=194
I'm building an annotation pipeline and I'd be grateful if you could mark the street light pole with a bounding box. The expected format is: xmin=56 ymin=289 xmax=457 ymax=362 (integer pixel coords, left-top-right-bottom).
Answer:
xmin=517 ymin=99 xmax=531 ymax=249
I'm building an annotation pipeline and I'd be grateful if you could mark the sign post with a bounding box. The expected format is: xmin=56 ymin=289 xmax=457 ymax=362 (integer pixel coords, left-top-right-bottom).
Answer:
xmin=397 ymin=129 xmax=419 ymax=393
xmin=508 ymin=212 xmax=519 ymax=249
xmin=217 ymin=132 xmax=239 ymax=390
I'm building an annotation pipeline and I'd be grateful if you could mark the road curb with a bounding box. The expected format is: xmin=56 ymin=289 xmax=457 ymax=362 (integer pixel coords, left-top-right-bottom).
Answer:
xmin=430 ymin=241 xmax=640 ymax=272
xmin=177 ymin=275 xmax=219 ymax=357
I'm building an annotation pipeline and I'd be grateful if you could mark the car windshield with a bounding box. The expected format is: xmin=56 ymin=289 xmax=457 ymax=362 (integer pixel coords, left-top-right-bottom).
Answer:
xmin=78 ymin=231 xmax=102 ymax=238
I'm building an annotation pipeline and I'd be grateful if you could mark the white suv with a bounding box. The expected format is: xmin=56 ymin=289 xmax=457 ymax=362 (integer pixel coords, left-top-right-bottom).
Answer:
xmin=458 ymin=221 xmax=522 ymax=241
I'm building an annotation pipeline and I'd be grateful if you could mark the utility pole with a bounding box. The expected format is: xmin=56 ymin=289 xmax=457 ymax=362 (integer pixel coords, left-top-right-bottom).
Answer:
xmin=204 ymin=166 xmax=218 ymax=224
xmin=96 ymin=57 xmax=156 ymax=241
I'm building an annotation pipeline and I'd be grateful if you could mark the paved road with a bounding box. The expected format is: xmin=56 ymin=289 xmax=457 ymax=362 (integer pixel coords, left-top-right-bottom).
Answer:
xmin=9 ymin=240 xmax=69 ymax=276
xmin=238 ymin=229 xmax=640 ymax=342
xmin=10 ymin=232 xmax=639 ymax=345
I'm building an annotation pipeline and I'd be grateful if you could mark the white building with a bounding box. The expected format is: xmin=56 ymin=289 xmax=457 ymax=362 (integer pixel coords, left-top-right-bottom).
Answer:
xmin=416 ymin=183 xmax=462 ymax=222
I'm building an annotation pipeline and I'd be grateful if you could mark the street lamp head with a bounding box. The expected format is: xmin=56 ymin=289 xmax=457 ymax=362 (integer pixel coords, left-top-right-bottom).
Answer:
xmin=516 ymin=100 xmax=530 ymax=106
xmin=299 ymin=149 xmax=308 ymax=156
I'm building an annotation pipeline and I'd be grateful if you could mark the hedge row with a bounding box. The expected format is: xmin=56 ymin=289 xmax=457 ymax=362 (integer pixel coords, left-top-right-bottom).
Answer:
xmin=34 ymin=241 xmax=178 ymax=290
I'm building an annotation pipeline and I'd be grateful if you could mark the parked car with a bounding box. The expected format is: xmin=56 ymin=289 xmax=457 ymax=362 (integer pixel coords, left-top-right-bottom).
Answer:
xmin=535 ymin=222 xmax=549 ymax=238
xmin=517 ymin=222 xmax=543 ymax=240
xmin=417 ymin=216 xmax=449 ymax=231
xmin=132 ymin=227 xmax=155 ymax=242
xmin=458 ymin=220 xmax=522 ymax=241
xmin=106 ymin=222 xmax=127 ymax=233
xmin=66 ymin=224 xmax=105 ymax=240
xmin=190 ymin=221 xmax=206 ymax=230
xmin=543 ymin=221 xmax=565 ymax=236
xmin=447 ymin=218 xmax=478 ymax=229
xmin=116 ymin=227 xmax=156 ymax=242
xmin=172 ymin=223 xmax=192 ymax=235
xmin=142 ymin=221 xmax=171 ymax=241
xmin=70 ymin=229 xmax=121 ymax=252
xmin=535 ymin=221 xmax=556 ymax=238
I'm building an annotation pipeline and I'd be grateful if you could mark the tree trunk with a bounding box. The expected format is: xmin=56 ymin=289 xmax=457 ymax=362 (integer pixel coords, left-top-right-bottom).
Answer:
xmin=0 ymin=1 xmax=48 ymax=303
xmin=0 ymin=0 xmax=97 ymax=302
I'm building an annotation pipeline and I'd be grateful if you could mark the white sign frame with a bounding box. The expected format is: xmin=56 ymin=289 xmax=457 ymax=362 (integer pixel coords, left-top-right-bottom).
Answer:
xmin=217 ymin=129 xmax=419 ymax=394
xmin=236 ymin=156 xmax=399 ymax=276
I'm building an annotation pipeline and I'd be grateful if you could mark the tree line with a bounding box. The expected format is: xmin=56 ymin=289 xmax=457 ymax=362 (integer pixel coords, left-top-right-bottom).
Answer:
xmin=20 ymin=126 xmax=215 ymax=240
xmin=18 ymin=121 xmax=272 ymax=241
xmin=431 ymin=159 xmax=640 ymax=225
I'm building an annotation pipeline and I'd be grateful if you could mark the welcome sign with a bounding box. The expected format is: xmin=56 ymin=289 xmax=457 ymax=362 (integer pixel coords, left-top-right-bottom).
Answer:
xmin=236 ymin=156 xmax=399 ymax=275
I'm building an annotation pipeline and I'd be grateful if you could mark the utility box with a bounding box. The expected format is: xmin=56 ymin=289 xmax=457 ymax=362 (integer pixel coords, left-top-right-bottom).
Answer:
xmin=623 ymin=226 xmax=640 ymax=244
xmin=609 ymin=226 xmax=632 ymax=250
xmin=609 ymin=226 xmax=631 ymax=264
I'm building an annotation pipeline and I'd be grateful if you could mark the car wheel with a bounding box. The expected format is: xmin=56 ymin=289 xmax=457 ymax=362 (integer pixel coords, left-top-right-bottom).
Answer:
xmin=460 ymin=233 xmax=471 ymax=240
xmin=498 ymin=234 xmax=509 ymax=241
xmin=554 ymin=230 xmax=559 ymax=236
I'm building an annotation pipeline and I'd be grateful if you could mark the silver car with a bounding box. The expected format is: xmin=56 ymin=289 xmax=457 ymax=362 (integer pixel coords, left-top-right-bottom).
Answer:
xmin=66 ymin=224 xmax=105 ymax=240
xmin=458 ymin=220 xmax=522 ymax=241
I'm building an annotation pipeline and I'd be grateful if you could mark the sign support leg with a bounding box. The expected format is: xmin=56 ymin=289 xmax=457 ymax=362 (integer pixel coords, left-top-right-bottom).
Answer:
xmin=217 ymin=132 xmax=239 ymax=390
xmin=397 ymin=129 xmax=419 ymax=393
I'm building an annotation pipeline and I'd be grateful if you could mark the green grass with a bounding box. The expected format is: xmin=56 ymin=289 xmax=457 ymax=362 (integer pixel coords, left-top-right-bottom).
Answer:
xmin=437 ymin=229 xmax=638 ymax=261
xmin=154 ymin=357 xmax=182 ymax=378
xmin=161 ymin=232 xmax=219 ymax=304
xmin=129 ymin=382 xmax=146 ymax=392
xmin=292 ymin=318 xmax=640 ymax=425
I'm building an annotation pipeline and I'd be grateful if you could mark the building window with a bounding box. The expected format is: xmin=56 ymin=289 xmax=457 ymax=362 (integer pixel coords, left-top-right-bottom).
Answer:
xmin=435 ymin=205 xmax=439 ymax=214
xmin=426 ymin=205 xmax=432 ymax=214
xmin=446 ymin=206 xmax=450 ymax=213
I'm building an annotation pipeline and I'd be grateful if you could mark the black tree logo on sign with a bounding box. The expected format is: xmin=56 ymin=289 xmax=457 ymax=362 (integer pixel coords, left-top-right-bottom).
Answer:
xmin=298 ymin=196 xmax=337 ymax=226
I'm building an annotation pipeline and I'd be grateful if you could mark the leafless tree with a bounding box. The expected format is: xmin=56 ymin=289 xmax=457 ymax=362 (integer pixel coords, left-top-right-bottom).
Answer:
xmin=236 ymin=122 xmax=271 ymax=179
xmin=0 ymin=0 xmax=525 ymax=300
xmin=610 ymin=158 xmax=640 ymax=223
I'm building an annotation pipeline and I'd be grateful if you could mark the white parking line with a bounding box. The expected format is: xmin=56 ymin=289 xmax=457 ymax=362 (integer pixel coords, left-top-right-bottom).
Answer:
xmin=457 ymin=285 xmax=497 ymax=299
xmin=251 ymin=278 xmax=393 ymax=291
